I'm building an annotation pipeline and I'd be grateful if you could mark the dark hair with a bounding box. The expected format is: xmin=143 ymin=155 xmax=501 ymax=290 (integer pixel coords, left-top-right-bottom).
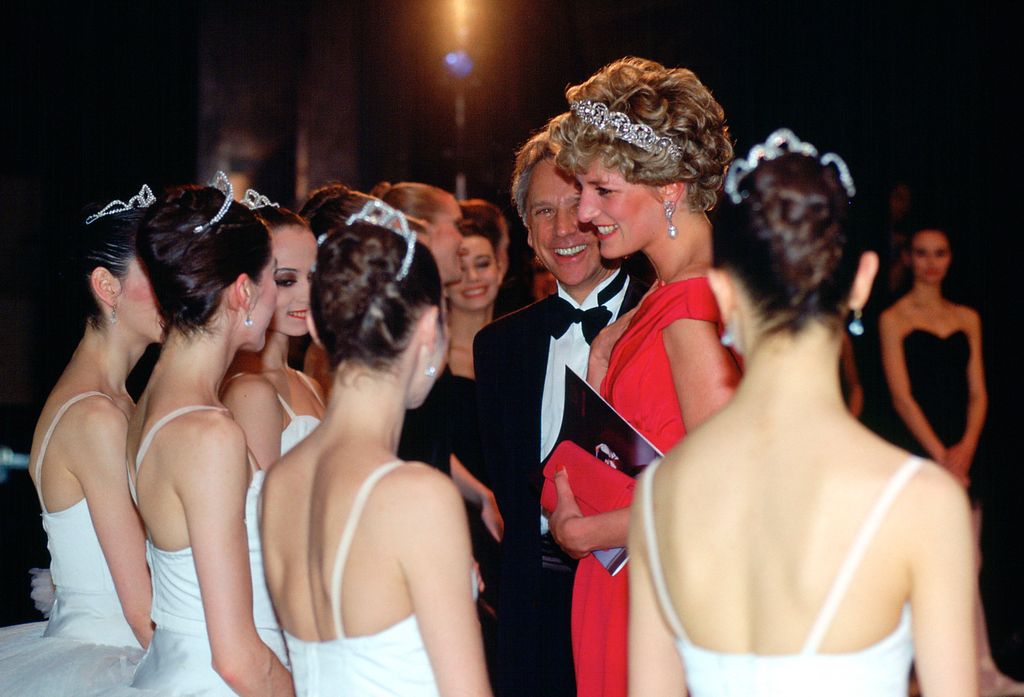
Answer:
xmin=73 ymin=202 xmax=148 ymax=328
xmin=713 ymin=153 xmax=859 ymax=334
xmin=311 ymin=222 xmax=442 ymax=371
xmin=253 ymin=204 xmax=308 ymax=234
xmin=459 ymin=199 xmax=506 ymax=254
xmin=299 ymin=184 xmax=375 ymax=243
xmin=137 ymin=185 xmax=271 ymax=334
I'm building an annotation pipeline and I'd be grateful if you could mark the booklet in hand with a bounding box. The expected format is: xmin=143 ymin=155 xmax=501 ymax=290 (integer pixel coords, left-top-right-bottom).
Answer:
xmin=541 ymin=367 xmax=662 ymax=575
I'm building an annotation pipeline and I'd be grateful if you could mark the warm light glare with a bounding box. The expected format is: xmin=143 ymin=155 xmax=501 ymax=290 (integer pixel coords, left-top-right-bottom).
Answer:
xmin=453 ymin=0 xmax=469 ymax=44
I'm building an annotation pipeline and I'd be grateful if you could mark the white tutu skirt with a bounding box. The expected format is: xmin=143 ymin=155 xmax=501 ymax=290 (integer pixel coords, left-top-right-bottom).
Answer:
xmin=0 ymin=621 xmax=145 ymax=696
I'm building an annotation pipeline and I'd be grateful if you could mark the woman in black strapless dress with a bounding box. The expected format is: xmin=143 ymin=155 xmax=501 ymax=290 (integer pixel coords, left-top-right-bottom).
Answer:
xmin=880 ymin=228 xmax=986 ymax=487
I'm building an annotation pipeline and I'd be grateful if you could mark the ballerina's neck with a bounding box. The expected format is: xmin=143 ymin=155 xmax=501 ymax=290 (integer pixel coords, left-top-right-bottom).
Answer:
xmin=736 ymin=324 xmax=846 ymax=410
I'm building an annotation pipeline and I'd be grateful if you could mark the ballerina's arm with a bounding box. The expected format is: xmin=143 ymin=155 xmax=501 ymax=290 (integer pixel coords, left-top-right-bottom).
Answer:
xmin=176 ymin=413 xmax=294 ymax=697
xmin=71 ymin=401 xmax=153 ymax=648
xmin=627 ymin=483 xmax=687 ymax=697
xmin=221 ymin=374 xmax=284 ymax=471
xmin=905 ymin=464 xmax=977 ymax=697
xmin=395 ymin=465 xmax=493 ymax=697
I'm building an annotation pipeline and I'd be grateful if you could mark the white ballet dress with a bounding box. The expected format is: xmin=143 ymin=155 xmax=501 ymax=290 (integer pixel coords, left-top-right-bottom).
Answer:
xmin=285 ymin=460 xmax=442 ymax=697
xmin=278 ymin=370 xmax=323 ymax=456
xmin=639 ymin=456 xmax=922 ymax=697
xmin=128 ymin=406 xmax=288 ymax=696
xmin=0 ymin=392 xmax=145 ymax=695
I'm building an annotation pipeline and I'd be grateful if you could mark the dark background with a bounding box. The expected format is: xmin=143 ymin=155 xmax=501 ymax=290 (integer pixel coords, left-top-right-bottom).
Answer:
xmin=1 ymin=0 xmax=1017 ymax=664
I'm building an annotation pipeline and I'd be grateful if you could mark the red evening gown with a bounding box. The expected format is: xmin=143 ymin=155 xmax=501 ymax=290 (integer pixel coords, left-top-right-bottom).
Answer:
xmin=572 ymin=277 xmax=722 ymax=697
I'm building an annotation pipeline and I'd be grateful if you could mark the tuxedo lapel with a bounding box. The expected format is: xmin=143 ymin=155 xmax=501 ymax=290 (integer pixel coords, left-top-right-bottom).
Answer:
xmin=616 ymin=275 xmax=649 ymax=319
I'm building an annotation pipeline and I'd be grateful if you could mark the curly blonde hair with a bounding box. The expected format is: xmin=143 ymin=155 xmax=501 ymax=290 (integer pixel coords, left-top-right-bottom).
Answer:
xmin=551 ymin=56 xmax=732 ymax=212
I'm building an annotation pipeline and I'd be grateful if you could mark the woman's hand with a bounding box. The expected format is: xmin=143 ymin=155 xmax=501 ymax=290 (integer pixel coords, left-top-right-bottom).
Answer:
xmin=943 ymin=439 xmax=976 ymax=488
xmin=549 ymin=469 xmax=588 ymax=559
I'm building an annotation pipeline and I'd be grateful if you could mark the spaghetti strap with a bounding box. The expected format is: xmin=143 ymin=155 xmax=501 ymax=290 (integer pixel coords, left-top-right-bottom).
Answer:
xmin=802 ymin=457 xmax=924 ymax=654
xmin=329 ymin=460 xmax=406 ymax=639
xmin=33 ymin=391 xmax=114 ymax=513
xmin=129 ymin=406 xmax=227 ymax=505
xmin=639 ymin=457 xmax=689 ymax=641
xmin=293 ymin=369 xmax=325 ymax=408
xmin=276 ymin=394 xmax=298 ymax=420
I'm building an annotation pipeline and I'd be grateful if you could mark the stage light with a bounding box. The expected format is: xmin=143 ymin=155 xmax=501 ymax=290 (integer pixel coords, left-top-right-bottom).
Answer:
xmin=444 ymin=49 xmax=474 ymax=79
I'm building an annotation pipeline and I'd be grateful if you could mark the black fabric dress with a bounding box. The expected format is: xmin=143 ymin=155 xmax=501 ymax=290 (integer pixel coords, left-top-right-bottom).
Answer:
xmin=903 ymin=329 xmax=969 ymax=449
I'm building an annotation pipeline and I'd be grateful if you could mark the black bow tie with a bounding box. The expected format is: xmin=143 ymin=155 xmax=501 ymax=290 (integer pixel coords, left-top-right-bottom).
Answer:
xmin=548 ymin=271 xmax=627 ymax=344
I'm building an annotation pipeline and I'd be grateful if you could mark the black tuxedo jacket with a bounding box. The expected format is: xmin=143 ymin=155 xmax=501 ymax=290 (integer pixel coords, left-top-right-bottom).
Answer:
xmin=473 ymin=275 xmax=646 ymax=696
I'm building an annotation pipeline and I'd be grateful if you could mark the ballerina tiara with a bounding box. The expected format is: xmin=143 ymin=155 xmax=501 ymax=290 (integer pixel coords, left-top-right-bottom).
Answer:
xmin=345 ymin=198 xmax=417 ymax=281
xmin=569 ymin=99 xmax=683 ymax=161
xmin=241 ymin=188 xmax=279 ymax=210
xmin=193 ymin=171 xmax=234 ymax=234
xmin=724 ymin=128 xmax=856 ymax=204
xmin=84 ymin=184 xmax=157 ymax=225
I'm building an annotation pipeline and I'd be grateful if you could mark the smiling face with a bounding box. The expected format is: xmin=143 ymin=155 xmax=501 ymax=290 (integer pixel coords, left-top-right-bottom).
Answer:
xmin=525 ymin=158 xmax=611 ymax=303
xmin=910 ymin=229 xmax=952 ymax=286
xmin=576 ymin=160 xmax=665 ymax=260
xmin=269 ymin=224 xmax=317 ymax=337
xmin=448 ymin=234 xmax=501 ymax=314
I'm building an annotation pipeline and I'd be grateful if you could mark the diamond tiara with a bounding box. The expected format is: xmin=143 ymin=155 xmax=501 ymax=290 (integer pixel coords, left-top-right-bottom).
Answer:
xmin=724 ymin=128 xmax=856 ymax=204
xmin=241 ymin=188 xmax=279 ymax=210
xmin=193 ymin=171 xmax=234 ymax=234
xmin=84 ymin=184 xmax=157 ymax=225
xmin=570 ymin=100 xmax=683 ymax=161
xmin=345 ymin=198 xmax=417 ymax=281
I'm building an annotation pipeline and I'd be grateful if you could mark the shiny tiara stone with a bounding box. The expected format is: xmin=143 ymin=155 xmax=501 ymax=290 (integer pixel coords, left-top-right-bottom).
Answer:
xmin=570 ymin=100 xmax=683 ymax=161
xmin=84 ymin=184 xmax=157 ymax=225
xmin=345 ymin=198 xmax=418 ymax=281
xmin=723 ymin=128 xmax=857 ymax=204
xmin=241 ymin=188 xmax=279 ymax=210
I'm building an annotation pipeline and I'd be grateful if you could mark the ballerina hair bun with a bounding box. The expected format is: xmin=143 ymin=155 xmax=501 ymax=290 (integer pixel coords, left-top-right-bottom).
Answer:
xmin=311 ymin=216 xmax=441 ymax=371
xmin=137 ymin=182 xmax=270 ymax=334
xmin=713 ymin=129 xmax=861 ymax=334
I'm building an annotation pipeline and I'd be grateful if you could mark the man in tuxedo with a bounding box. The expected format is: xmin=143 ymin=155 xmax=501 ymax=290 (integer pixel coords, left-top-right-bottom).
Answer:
xmin=475 ymin=122 xmax=647 ymax=697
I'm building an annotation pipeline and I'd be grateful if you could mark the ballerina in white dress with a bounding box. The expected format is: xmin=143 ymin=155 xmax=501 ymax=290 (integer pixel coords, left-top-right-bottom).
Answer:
xmin=260 ymin=200 xmax=492 ymax=697
xmin=125 ymin=177 xmax=293 ymax=696
xmin=0 ymin=186 xmax=163 ymax=695
xmin=628 ymin=132 xmax=977 ymax=696
xmin=223 ymin=197 xmax=325 ymax=466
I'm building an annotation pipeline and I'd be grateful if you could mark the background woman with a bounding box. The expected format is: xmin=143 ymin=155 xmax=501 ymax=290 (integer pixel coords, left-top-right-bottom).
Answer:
xmin=547 ymin=56 xmax=740 ymax=697
xmin=223 ymin=200 xmax=325 ymax=468
xmin=261 ymin=202 xmax=492 ymax=697
xmin=127 ymin=181 xmax=293 ymax=696
xmin=0 ymin=187 xmax=161 ymax=695
xmin=879 ymin=227 xmax=986 ymax=487
xmin=629 ymin=132 xmax=975 ymax=696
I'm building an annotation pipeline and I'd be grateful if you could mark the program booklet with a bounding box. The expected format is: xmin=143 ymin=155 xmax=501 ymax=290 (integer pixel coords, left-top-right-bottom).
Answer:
xmin=544 ymin=367 xmax=662 ymax=575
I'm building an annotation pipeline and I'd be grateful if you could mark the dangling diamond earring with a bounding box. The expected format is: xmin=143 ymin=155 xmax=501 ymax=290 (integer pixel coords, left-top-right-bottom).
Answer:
xmin=425 ymin=365 xmax=437 ymax=378
xmin=664 ymin=200 xmax=678 ymax=239
xmin=720 ymin=326 xmax=734 ymax=347
xmin=110 ymin=306 xmax=118 ymax=325
xmin=244 ymin=313 xmax=254 ymax=328
xmin=848 ymin=308 xmax=864 ymax=336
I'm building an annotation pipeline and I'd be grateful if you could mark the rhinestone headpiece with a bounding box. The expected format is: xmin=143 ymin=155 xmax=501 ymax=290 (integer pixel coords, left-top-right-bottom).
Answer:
xmin=346 ymin=198 xmax=417 ymax=281
xmin=569 ymin=100 xmax=683 ymax=161
xmin=193 ymin=171 xmax=234 ymax=234
xmin=84 ymin=184 xmax=157 ymax=225
xmin=724 ymin=128 xmax=856 ymax=205
xmin=241 ymin=188 xmax=279 ymax=210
